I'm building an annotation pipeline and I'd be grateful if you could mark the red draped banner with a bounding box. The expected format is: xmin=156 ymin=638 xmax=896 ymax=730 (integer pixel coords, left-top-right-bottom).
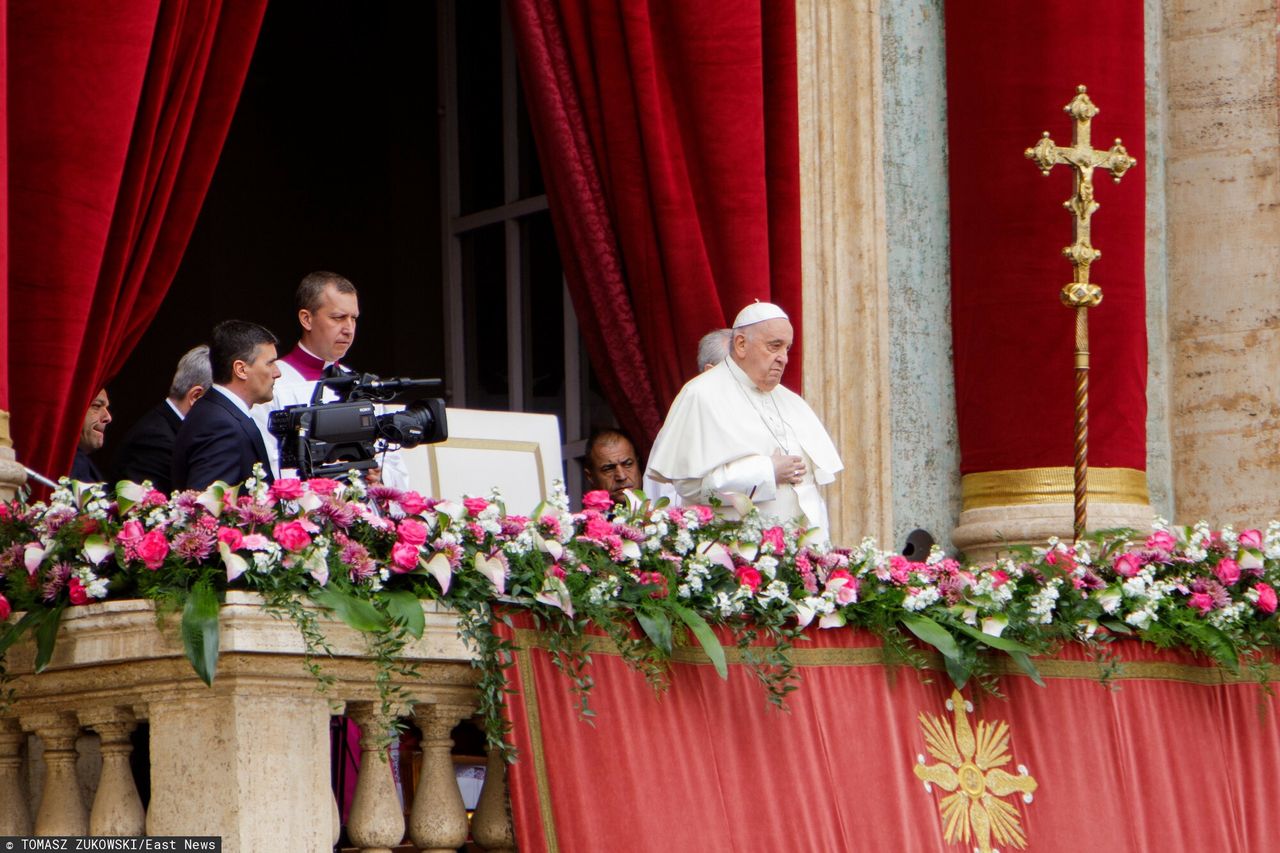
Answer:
xmin=946 ymin=1 xmax=1147 ymax=508
xmin=510 ymin=0 xmax=802 ymax=449
xmin=7 ymin=0 xmax=265 ymax=483
xmin=500 ymin=618 xmax=1279 ymax=852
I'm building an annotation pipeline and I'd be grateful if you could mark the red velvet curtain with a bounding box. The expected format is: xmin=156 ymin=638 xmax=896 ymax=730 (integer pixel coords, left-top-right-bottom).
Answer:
xmin=509 ymin=0 xmax=802 ymax=449
xmin=501 ymin=618 xmax=1280 ymax=851
xmin=946 ymin=1 xmax=1146 ymax=475
xmin=8 ymin=0 xmax=266 ymax=482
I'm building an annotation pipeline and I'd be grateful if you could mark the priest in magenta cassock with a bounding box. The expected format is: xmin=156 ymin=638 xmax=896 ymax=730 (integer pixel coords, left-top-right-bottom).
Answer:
xmin=645 ymin=302 xmax=842 ymax=538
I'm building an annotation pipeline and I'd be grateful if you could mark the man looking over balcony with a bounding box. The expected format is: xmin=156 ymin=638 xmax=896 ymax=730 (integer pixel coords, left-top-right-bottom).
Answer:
xmin=111 ymin=345 xmax=212 ymax=494
xmin=645 ymin=302 xmax=842 ymax=538
xmin=172 ymin=320 xmax=280 ymax=491
xmin=583 ymin=429 xmax=642 ymax=503
xmin=69 ymin=389 xmax=112 ymax=483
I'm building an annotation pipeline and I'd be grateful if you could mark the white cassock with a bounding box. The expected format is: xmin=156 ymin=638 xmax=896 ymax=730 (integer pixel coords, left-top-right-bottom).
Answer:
xmin=250 ymin=348 xmax=410 ymax=489
xmin=645 ymin=357 xmax=842 ymax=536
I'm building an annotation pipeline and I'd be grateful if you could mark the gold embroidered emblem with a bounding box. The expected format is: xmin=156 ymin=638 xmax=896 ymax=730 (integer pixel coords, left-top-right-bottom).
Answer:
xmin=914 ymin=690 xmax=1038 ymax=853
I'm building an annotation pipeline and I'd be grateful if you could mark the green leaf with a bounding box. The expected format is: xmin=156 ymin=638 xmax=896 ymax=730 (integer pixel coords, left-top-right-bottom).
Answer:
xmin=1100 ymin=618 xmax=1133 ymax=635
xmin=1183 ymin=620 xmax=1240 ymax=674
xmin=382 ymin=590 xmax=425 ymax=639
xmin=635 ymin=607 xmax=673 ymax=656
xmin=950 ymin=621 xmax=1035 ymax=654
xmin=900 ymin=613 xmax=961 ymax=661
xmin=0 ymin=609 xmax=46 ymax=656
xmin=672 ymin=604 xmax=728 ymax=679
xmin=310 ymin=588 xmax=386 ymax=633
xmin=943 ymin=652 xmax=971 ymax=689
xmin=181 ymin=582 xmax=221 ymax=686
xmin=33 ymin=604 xmax=67 ymax=673
xmin=1007 ymin=650 xmax=1045 ymax=687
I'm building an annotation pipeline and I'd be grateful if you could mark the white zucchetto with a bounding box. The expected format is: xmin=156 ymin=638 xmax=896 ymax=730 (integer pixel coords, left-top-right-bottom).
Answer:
xmin=731 ymin=300 xmax=789 ymax=328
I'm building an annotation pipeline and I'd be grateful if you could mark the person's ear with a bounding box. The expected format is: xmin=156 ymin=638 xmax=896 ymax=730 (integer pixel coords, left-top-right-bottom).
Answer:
xmin=298 ymin=308 xmax=314 ymax=332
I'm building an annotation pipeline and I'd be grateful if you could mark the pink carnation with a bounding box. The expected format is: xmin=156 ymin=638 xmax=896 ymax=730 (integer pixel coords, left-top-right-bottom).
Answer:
xmin=690 ymin=505 xmax=715 ymax=525
xmin=136 ymin=529 xmax=171 ymax=570
xmin=397 ymin=490 xmax=429 ymax=515
xmin=582 ymin=490 xmax=614 ymax=513
xmin=463 ymin=497 xmax=490 ymax=516
xmin=397 ymin=518 xmax=430 ymax=547
xmin=1254 ymin=582 xmax=1277 ymax=615
xmin=825 ymin=568 xmax=859 ymax=605
xmin=143 ymin=489 xmax=168 ymax=507
xmin=0 ymin=593 xmax=10 ymax=621
xmin=736 ymin=565 xmax=762 ymax=592
xmin=305 ymin=477 xmax=341 ymax=497
xmin=990 ymin=569 xmax=1011 ymax=588
xmin=1188 ymin=592 xmax=1215 ymax=615
xmin=583 ymin=516 xmax=614 ymax=540
xmin=760 ymin=526 xmax=786 ymax=553
xmin=1239 ymin=529 xmax=1264 ymax=550
xmin=272 ymin=521 xmax=312 ymax=553
xmin=269 ymin=478 xmax=305 ymax=501
xmin=888 ymin=555 xmax=912 ymax=585
xmin=217 ymin=526 xmax=244 ymax=551
xmin=1113 ymin=552 xmax=1142 ymax=579
xmin=1145 ymin=530 xmax=1177 ymax=552
xmin=67 ymin=577 xmax=89 ymax=606
xmin=1213 ymin=558 xmax=1241 ymax=587
xmin=391 ymin=542 xmax=420 ymax=572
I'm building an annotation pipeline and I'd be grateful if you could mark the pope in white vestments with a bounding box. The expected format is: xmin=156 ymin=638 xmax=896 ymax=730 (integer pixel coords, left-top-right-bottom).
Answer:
xmin=645 ymin=302 xmax=842 ymax=537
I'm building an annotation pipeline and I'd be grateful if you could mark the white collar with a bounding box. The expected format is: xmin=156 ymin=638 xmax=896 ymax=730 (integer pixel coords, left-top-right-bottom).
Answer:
xmin=165 ymin=398 xmax=185 ymax=421
xmin=297 ymin=341 xmax=336 ymax=368
xmin=726 ymin=356 xmax=772 ymax=396
xmin=211 ymin=384 xmax=253 ymax=417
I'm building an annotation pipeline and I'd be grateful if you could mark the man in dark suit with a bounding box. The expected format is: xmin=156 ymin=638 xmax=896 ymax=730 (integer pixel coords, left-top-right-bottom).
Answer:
xmin=70 ymin=389 xmax=112 ymax=482
xmin=172 ymin=321 xmax=281 ymax=491
xmin=111 ymin=345 xmax=212 ymax=493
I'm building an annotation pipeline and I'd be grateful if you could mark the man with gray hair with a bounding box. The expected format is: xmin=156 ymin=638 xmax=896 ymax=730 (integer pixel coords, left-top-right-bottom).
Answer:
xmin=696 ymin=328 xmax=732 ymax=373
xmin=646 ymin=302 xmax=842 ymax=537
xmin=111 ymin=345 xmax=212 ymax=493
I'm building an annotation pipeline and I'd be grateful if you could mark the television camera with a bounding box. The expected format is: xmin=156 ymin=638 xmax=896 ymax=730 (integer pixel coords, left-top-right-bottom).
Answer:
xmin=267 ymin=373 xmax=448 ymax=479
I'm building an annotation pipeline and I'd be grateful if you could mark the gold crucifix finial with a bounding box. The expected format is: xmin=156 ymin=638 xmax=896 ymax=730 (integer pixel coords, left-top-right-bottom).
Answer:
xmin=1024 ymin=85 xmax=1137 ymax=308
xmin=1024 ymin=85 xmax=1138 ymax=543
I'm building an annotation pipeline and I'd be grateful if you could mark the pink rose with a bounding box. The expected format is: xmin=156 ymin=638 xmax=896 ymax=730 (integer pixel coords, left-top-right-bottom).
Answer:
xmin=736 ymin=565 xmax=762 ymax=592
xmin=217 ymin=526 xmax=244 ymax=550
xmin=1239 ymin=529 xmax=1264 ymax=550
xmin=463 ymin=497 xmax=490 ymax=516
xmin=305 ymin=477 xmax=341 ymax=497
xmin=136 ymin=529 xmax=170 ymax=570
xmin=1254 ymin=582 xmax=1277 ymax=614
xmin=67 ymin=577 xmax=89 ymax=606
xmin=397 ymin=490 xmax=428 ymax=515
xmin=1145 ymin=530 xmax=1177 ymax=552
xmin=118 ymin=520 xmax=145 ymax=546
xmin=397 ymin=518 xmax=430 ymax=547
xmin=391 ymin=542 xmax=420 ymax=572
xmin=272 ymin=521 xmax=312 ymax=553
xmin=1188 ymin=592 xmax=1215 ymax=614
xmin=583 ymin=516 xmax=614 ymax=540
xmin=761 ymin=526 xmax=786 ymax=553
xmin=691 ymin=505 xmax=715 ymax=525
xmin=1213 ymin=558 xmax=1241 ymax=587
xmin=269 ymin=478 xmax=305 ymax=501
xmin=0 ymin=593 xmax=10 ymax=621
xmin=582 ymin=490 xmax=614 ymax=513
xmin=990 ymin=569 xmax=1011 ymax=588
xmin=1113 ymin=552 xmax=1142 ymax=579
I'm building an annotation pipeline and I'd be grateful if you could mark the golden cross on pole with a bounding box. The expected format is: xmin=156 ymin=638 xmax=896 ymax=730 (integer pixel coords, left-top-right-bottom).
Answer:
xmin=1024 ymin=85 xmax=1137 ymax=543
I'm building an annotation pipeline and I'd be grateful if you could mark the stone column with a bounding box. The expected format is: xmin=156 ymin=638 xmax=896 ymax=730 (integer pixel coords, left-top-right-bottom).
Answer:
xmin=0 ymin=718 xmax=32 ymax=835
xmin=80 ymin=707 xmax=145 ymax=837
xmin=145 ymin=688 xmax=333 ymax=853
xmin=345 ymin=702 xmax=405 ymax=853
xmin=0 ymin=411 xmax=28 ymax=502
xmin=408 ymin=702 xmax=474 ymax=852
xmin=795 ymin=0 xmax=895 ymax=545
xmin=470 ymin=744 xmax=516 ymax=853
xmin=21 ymin=712 xmax=88 ymax=836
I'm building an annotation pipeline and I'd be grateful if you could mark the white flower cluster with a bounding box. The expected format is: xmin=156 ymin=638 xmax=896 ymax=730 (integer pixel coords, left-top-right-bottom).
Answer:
xmin=713 ymin=587 xmax=751 ymax=619
xmin=677 ymin=559 xmax=712 ymax=599
xmin=586 ymin=577 xmax=622 ymax=607
xmin=903 ymin=586 xmax=941 ymax=612
xmin=1027 ymin=578 xmax=1062 ymax=624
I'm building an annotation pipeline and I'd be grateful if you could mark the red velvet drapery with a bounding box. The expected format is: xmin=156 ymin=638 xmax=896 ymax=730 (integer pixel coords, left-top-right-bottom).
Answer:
xmin=509 ymin=0 xmax=802 ymax=449
xmin=501 ymin=619 xmax=1280 ymax=852
xmin=8 ymin=0 xmax=266 ymax=483
xmin=946 ymin=2 xmax=1146 ymax=476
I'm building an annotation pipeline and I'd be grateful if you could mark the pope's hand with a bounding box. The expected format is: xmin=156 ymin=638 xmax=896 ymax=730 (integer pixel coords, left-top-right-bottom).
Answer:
xmin=771 ymin=450 xmax=806 ymax=486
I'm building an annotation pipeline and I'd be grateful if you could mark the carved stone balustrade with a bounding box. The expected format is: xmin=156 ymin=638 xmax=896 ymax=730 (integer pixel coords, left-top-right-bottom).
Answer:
xmin=0 ymin=592 xmax=516 ymax=853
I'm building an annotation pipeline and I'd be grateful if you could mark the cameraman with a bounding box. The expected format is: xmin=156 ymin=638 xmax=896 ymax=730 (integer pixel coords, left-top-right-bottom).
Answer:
xmin=251 ymin=271 xmax=409 ymax=487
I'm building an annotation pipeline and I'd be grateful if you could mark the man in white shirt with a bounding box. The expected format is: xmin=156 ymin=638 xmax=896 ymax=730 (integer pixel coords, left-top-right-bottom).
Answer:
xmin=252 ymin=271 xmax=409 ymax=487
xmin=645 ymin=302 xmax=842 ymax=536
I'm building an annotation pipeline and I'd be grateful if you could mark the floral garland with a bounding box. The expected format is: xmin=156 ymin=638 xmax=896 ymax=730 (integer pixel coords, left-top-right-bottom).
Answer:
xmin=1 ymin=470 xmax=1279 ymax=755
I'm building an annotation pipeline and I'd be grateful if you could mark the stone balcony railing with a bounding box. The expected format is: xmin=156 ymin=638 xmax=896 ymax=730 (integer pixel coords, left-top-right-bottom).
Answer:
xmin=0 ymin=592 xmax=517 ymax=853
